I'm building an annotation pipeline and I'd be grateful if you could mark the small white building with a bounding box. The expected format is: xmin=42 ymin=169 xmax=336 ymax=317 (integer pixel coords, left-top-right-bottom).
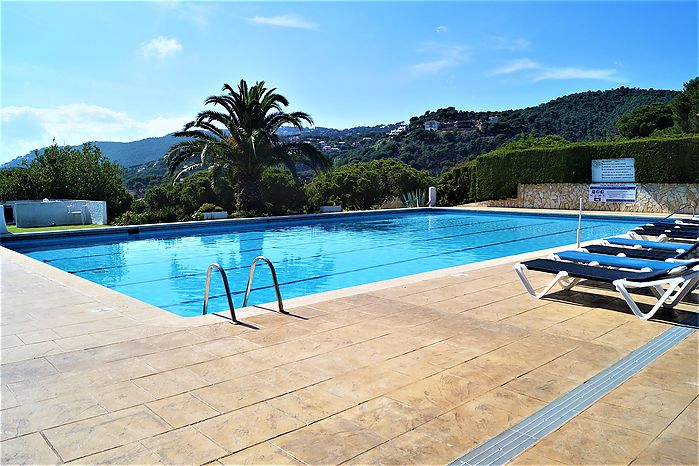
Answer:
xmin=488 ymin=116 xmax=499 ymax=124
xmin=3 ymin=199 xmax=107 ymax=228
xmin=424 ymin=120 xmax=440 ymax=131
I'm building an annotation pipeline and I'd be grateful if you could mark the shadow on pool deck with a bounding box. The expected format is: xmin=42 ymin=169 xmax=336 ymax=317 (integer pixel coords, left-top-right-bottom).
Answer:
xmin=1 ymin=246 xmax=697 ymax=465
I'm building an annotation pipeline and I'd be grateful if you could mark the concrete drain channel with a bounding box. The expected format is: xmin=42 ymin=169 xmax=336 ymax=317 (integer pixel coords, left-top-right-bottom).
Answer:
xmin=448 ymin=315 xmax=698 ymax=466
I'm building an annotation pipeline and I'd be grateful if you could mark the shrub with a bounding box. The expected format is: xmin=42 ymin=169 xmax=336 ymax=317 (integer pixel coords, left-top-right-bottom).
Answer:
xmin=438 ymin=135 xmax=699 ymax=204
xmin=0 ymin=143 xmax=133 ymax=221
xmin=306 ymin=159 xmax=434 ymax=210
xmin=197 ymin=203 xmax=224 ymax=213
xmin=260 ymin=168 xmax=307 ymax=215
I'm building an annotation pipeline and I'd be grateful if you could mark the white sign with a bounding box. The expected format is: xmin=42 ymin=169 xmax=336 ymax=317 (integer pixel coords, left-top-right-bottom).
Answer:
xmin=592 ymin=158 xmax=635 ymax=183
xmin=589 ymin=184 xmax=637 ymax=203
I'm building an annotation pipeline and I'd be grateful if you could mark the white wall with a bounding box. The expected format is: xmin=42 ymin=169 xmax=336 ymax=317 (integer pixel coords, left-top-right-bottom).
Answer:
xmin=12 ymin=200 xmax=107 ymax=227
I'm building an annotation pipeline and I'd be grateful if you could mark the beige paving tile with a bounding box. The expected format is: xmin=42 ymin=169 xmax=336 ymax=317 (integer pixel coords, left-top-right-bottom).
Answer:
xmin=195 ymin=336 xmax=261 ymax=358
xmin=133 ymin=366 xmax=208 ymax=399
xmin=0 ymin=432 xmax=61 ymax=465
xmin=266 ymin=384 xmax=351 ymax=425
xmin=137 ymin=345 xmax=218 ymax=372
xmin=505 ymin=369 xmax=581 ymax=403
xmin=662 ymin=398 xmax=698 ymax=442
xmin=529 ymin=417 xmax=652 ymax=465
xmin=600 ymin=381 xmax=697 ymax=419
xmin=147 ymin=392 xmax=220 ymax=428
xmin=16 ymin=328 xmax=61 ymax=345
xmin=1 ymin=393 xmax=106 ymax=440
xmin=0 ymin=358 xmax=58 ymax=384
xmin=191 ymin=374 xmax=282 ymax=413
xmin=0 ymin=335 xmax=24 ymax=349
xmin=93 ymin=381 xmax=157 ymax=412
xmin=272 ymin=416 xmax=385 ymax=465
xmin=218 ymin=441 xmax=303 ymax=465
xmin=317 ymin=365 xmax=412 ymax=404
xmin=508 ymin=449 xmax=566 ymax=465
xmin=581 ymin=401 xmax=673 ymax=437
xmin=43 ymin=406 xmax=171 ymax=461
xmin=387 ymin=371 xmax=482 ymax=417
xmin=195 ymin=402 xmax=304 ymax=453
xmin=341 ymin=396 xmax=431 ymax=439
xmin=186 ymin=352 xmax=264 ymax=385
xmin=141 ymin=426 xmax=229 ymax=464
xmin=437 ymin=388 xmax=544 ymax=447
xmin=66 ymin=441 xmax=161 ymax=465
xmin=632 ymin=435 xmax=699 ymax=465
xmin=345 ymin=427 xmax=464 ymax=466
xmin=380 ymin=353 xmax=444 ymax=379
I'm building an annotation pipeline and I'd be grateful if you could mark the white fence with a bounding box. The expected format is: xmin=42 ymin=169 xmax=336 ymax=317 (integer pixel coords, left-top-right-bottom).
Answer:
xmin=6 ymin=200 xmax=107 ymax=228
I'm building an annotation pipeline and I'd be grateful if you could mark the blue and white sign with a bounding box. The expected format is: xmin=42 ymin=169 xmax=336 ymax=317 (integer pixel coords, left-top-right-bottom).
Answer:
xmin=592 ymin=158 xmax=635 ymax=183
xmin=589 ymin=184 xmax=637 ymax=203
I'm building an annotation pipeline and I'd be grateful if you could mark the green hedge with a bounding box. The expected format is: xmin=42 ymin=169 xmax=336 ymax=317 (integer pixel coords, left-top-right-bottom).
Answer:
xmin=438 ymin=135 xmax=699 ymax=203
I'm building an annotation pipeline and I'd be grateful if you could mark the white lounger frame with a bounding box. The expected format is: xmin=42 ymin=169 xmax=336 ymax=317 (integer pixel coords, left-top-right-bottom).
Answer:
xmin=514 ymin=262 xmax=699 ymax=320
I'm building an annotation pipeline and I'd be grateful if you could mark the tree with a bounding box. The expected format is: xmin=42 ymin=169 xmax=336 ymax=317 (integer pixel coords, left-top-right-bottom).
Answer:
xmin=166 ymin=79 xmax=331 ymax=212
xmin=671 ymin=77 xmax=699 ymax=134
xmin=0 ymin=143 xmax=132 ymax=220
xmin=616 ymin=103 xmax=674 ymax=138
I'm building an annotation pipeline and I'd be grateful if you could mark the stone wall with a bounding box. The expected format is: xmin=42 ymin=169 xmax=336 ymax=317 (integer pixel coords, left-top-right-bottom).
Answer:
xmin=478 ymin=183 xmax=699 ymax=213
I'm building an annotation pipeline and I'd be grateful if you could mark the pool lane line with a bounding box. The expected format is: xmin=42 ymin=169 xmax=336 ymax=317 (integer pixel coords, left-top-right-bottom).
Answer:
xmin=92 ymin=220 xmax=572 ymax=290
xmin=39 ymin=217 xmax=509 ymax=264
xmin=155 ymin=223 xmax=608 ymax=310
xmin=67 ymin=219 xmax=563 ymax=275
xmin=447 ymin=313 xmax=699 ymax=466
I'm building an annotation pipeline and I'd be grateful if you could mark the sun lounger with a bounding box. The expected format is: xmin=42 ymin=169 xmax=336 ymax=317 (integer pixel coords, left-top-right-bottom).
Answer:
xmin=605 ymin=237 xmax=695 ymax=253
xmin=586 ymin=240 xmax=699 ymax=261
xmin=514 ymin=258 xmax=699 ymax=320
xmin=553 ymin=250 xmax=685 ymax=271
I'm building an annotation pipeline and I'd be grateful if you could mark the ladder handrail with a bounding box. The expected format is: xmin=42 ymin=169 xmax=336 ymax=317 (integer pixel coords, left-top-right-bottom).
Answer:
xmin=202 ymin=263 xmax=237 ymax=322
xmin=663 ymin=203 xmax=696 ymax=220
xmin=243 ymin=256 xmax=285 ymax=313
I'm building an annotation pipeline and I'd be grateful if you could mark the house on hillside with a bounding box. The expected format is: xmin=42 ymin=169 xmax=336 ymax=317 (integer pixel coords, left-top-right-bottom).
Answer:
xmin=424 ymin=120 xmax=440 ymax=131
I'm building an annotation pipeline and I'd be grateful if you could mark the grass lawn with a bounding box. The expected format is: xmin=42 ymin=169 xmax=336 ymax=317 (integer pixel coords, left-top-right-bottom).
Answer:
xmin=7 ymin=224 xmax=110 ymax=234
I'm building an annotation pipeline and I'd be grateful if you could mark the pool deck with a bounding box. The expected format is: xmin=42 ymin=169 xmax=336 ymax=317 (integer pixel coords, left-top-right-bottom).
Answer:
xmin=1 ymin=241 xmax=697 ymax=465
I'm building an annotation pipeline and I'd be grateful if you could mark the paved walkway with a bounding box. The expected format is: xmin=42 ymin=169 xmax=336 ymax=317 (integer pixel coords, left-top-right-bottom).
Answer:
xmin=1 ymin=246 xmax=697 ymax=465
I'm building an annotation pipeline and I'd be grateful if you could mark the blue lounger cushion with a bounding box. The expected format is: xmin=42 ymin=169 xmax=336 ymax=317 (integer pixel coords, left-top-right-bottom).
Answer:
xmin=606 ymin=237 xmax=691 ymax=252
xmin=554 ymin=251 xmax=680 ymax=272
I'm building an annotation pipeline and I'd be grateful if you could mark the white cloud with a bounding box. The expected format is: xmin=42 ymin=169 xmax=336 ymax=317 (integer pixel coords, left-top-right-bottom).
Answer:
xmin=490 ymin=58 xmax=623 ymax=82
xmin=248 ymin=15 xmax=318 ymax=30
xmin=491 ymin=58 xmax=540 ymax=75
xmin=436 ymin=26 xmax=448 ymax=33
xmin=140 ymin=36 xmax=182 ymax=59
xmin=489 ymin=37 xmax=531 ymax=51
xmin=407 ymin=43 xmax=467 ymax=77
xmin=0 ymin=104 xmax=190 ymax=161
xmin=533 ymin=67 xmax=620 ymax=82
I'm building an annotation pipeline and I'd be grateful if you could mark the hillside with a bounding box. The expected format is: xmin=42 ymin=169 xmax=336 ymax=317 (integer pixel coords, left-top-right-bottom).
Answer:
xmin=2 ymin=134 xmax=186 ymax=169
xmin=337 ymin=87 xmax=678 ymax=174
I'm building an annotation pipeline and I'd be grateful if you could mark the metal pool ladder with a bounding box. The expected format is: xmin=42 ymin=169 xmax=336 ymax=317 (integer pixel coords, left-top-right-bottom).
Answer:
xmin=203 ymin=263 xmax=237 ymax=322
xmin=243 ymin=256 xmax=285 ymax=313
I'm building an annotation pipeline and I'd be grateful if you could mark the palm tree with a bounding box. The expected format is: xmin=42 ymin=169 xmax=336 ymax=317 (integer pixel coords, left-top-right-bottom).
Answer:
xmin=166 ymin=79 xmax=331 ymax=212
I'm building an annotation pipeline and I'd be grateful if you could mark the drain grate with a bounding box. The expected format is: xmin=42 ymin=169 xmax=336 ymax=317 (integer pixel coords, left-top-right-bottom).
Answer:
xmin=449 ymin=315 xmax=698 ymax=466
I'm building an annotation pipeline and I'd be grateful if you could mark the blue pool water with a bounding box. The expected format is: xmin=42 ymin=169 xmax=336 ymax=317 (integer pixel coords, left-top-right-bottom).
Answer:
xmin=6 ymin=210 xmax=645 ymax=317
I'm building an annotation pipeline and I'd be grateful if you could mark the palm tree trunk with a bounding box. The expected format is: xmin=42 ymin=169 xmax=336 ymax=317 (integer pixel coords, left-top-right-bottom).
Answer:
xmin=237 ymin=174 xmax=264 ymax=212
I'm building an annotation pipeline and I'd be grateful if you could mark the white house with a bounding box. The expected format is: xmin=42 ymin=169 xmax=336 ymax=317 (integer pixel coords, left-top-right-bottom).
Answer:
xmin=424 ymin=120 xmax=440 ymax=131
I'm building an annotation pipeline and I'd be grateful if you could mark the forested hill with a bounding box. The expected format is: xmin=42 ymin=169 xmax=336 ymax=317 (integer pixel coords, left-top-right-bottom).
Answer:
xmin=336 ymin=87 xmax=678 ymax=174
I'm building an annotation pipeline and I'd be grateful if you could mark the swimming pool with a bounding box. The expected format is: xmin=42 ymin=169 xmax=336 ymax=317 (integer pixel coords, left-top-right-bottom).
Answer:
xmin=4 ymin=209 xmax=645 ymax=317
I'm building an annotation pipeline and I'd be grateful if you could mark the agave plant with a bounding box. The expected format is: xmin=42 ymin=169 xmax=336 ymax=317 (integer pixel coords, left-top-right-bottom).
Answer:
xmin=402 ymin=189 xmax=427 ymax=208
xmin=166 ymin=79 xmax=332 ymax=211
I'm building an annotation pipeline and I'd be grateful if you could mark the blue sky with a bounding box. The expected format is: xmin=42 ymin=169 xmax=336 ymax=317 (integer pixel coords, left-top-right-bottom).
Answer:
xmin=1 ymin=1 xmax=697 ymax=163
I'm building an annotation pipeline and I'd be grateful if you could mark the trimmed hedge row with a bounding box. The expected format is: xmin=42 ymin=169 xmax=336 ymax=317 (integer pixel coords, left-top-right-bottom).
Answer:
xmin=438 ymin=135 xmax=699 ymax=203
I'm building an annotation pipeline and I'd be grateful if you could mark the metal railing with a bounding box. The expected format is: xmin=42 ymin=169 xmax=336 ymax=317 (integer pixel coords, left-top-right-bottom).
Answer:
xmin=202 ymin=263 xmax=237 ymax=322
xmin=663 ymin=203 xmax=697 ymax=220
xmin=243 ymin=256 xmax=285 ymax=313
